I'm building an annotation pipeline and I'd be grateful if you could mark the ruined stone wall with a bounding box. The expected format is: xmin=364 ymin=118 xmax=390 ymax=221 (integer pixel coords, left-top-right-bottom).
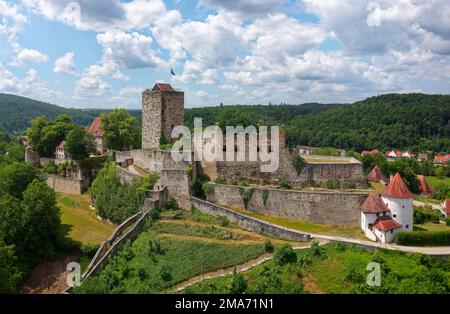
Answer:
xmin=46 ymin=175 xmax=88 ymax=195
xmin=191 ymin=197 xmax=311 ymax=241
xmin=159 ymin=169 xmax=191 ymax=210
xmin=207 ymin=183 xmax=368 ymax=227
xmin=211 ymin=149 xmax=366 ymax=187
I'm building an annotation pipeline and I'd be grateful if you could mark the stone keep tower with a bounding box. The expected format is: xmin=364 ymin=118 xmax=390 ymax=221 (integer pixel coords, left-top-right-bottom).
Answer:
xmin=142 ymin=83 xmax=184 ymax=150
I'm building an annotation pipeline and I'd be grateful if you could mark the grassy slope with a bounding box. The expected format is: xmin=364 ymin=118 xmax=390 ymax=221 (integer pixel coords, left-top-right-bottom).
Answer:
xmin=426 ymin=176 xmax=450 ymax=190
xmin=186 ymin=244 xmax=450 ymax=294
xmin=57 ymin=193 xmax=114 ymax=245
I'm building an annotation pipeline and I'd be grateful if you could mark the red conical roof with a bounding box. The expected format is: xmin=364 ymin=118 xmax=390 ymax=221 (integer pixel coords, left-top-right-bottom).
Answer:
xmin=381 ymin=173 xmax=414 ymax=199
xmin=417 ymin=175 xmax=432 ymax=195
xmin=361 ymin=193 xmax=390 ymax=214
xmin=367 ymin=165 xmax=389 ymax=183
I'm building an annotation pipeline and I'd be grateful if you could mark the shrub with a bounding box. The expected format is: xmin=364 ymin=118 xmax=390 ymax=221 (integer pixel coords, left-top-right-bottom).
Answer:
xmin=345 ymin=265 xmax=365 ymax=284
xmin=264 ymin=240 xmax=274 ymax=253
xmin=165 ymin=197 xmax=179 ymax=211
xmin=159 ymin=265 xmax=172 ymax=282
xmin=396 ymin=231 xmax=450 ymax=246
xmin=334 ymin=243 xmax=346 ymax=252
xmin=217 ymin=215 xmax=230 ymax=227
xmin=446 ymin=218 xmax=450 ymax=227
xmin=42 ymin=161 xmax=58 ymax=174
xmin=80 ymin=244 xmax=100 ymax=258
xmin=202 ymin=182 xmax=215 ymax=196
xmin=149 ymin=207 xmax=161 ymax=221
xmin=262 ymin=189 xmax=269 ymax=206
xmin=215 ymin=177 xmax=225 ymax=184
xmin=326 ymin=180 xmax=340 ymax=189
xmin=279 ymin=180 xmax=292 ymax=190
xmin=292 ymin=154 xmax=305 ymax=175
xmin=297 ymin=254 xmax=312 ymax=267
xmin=239 ymin=187 xmax=255 ymax=209
xmin=273 ymin=245 xmax=297 ymax=266
xmin=227 ymin=267 xmax=247 ymax=294
xmin=309 ymin=241 xmax=325 ymax=258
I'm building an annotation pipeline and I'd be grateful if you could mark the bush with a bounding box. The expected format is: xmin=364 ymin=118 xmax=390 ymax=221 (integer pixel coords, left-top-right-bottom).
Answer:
xmin=80 ymin=244 xmax=100 ymax=258
xmin=292 ymin=154 xmax=305 ymax=175
xmin=345 ymin=265 xmax=365 ymax=284
xmin=446 ymin=218 xmax=450 ymax=227
xmin=227 ymin=267 xmax=247 ymax=294
xmin=396 ymin=231 xmax=450 ymax=246
xmin=215 ymin=177 xmax=225 ymax=184
xmin=273 ymin=245 xmax=297 ymax=266
xmin=262 ymin=189 xmax=269 ymax=206
xmin=413 ymin=207 xmax=441 ymax=224
xmin=309 ymin=241 xmax=325 ymax=257
xmin=202 ymin=183 xmax=215 ymax=196
xmin=279 ymin=180 xmax=292 ymax=190
xmin=217 ymin=216 xmax=229 ymax=227
xmin=326 ymin=180 xmax=339 ymax=189
xmin=165 ymin=197 xmax=179 ymax=211
xmin=264 ymin=240 xmax=274 ymax=253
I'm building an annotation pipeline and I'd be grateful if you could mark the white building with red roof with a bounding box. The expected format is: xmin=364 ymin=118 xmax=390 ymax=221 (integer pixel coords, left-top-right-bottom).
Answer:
xmin=55 ymin=140 xmax=66 ymax=159
xmin=87 ymin=117 xmax=105 ymax=154
xmin=360 ymin=173 xmax=414 ymax=243
xmin=439 ymin=199 xmax=450 ymax=218
xmin=361 ymin=149 xmax=380 ymax=156
xmin=433 ymin=154 xmax=450 ymax=165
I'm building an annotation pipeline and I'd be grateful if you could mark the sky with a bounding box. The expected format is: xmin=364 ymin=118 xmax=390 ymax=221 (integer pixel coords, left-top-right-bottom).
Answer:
xmin=0 ymin=0 xmax=449 ymax=109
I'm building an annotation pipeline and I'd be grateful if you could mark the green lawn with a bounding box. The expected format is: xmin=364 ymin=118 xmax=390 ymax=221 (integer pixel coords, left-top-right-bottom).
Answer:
xmin=426 ymin=176 xmax=450 ymax=190
xmin=57 ymin=192 xmax=115 ymax=245
xmin=185 ymin=243 xmax=450 ymax=294
xmin=414 ymin=222 xmax=450 ymax=232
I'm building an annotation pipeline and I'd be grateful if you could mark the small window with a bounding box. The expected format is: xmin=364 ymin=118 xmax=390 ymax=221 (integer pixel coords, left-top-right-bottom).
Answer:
xmin=402 ymin=205 xmax=405 ymax=208
xmin=376 ymin=213 xmax=379 ymax=217
xmin=406 ymin=224 xmax=409 ymax=229
xmin=393 ymin=214 xmax=397 ymax=218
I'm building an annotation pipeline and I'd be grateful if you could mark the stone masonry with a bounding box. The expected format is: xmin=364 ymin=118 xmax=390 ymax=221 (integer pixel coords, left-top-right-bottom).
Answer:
xmin=142 ymin=84 xmax=184 ymax=150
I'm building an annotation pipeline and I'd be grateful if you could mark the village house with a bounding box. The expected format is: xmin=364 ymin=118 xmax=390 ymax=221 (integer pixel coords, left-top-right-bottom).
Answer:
xmin=439 ymin=199 xmax=450 ymax=218
xmin=55 ymin=140 xmax=66 ymax=159
xmin=87 ymin=117 xmax=105 ymax=154
xmin=433 ymin=154 xmax=450 ymax=165
xmin=417 ymin=175 xmax=432 ymax=196
xmin=366 ymin=165 xmax=389 ymax=185
xmin=361 ymin=149 xmax=380 ymax=156
xmin=360 ymin=173 xmax=414 ymax=243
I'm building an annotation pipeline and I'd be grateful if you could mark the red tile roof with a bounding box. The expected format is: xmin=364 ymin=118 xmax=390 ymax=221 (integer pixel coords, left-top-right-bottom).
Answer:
xmin=434 ymin=155 xmax=449 ymax=163
xmin=393 ymin=149 xmax=402 ymax=156
xmin=381 ymin=173 xmax=414 ymax=199
xmin=445 ymin=199 xmax=450 ymax=215
xmin=404 ymin=150 xmax=415 ymax=157
xmin=417 ymin=175 xmax=432 ymax=195
xmin=57 ymin=140 xmax=65 ymax=149
xmin=153 ymin=83 xmax=175 ymax=92
xmin=361 ymin=193 xmax=390 ymax=214
xmin=373 ymin=216 xmax=402 ymax=232
xmin=362 ymin=149 xmax=380 ymax=156
xmin=87 ymin=117 xmax=104 ymax=138
xmin=367 ymin=165 xmax=389 ymax=183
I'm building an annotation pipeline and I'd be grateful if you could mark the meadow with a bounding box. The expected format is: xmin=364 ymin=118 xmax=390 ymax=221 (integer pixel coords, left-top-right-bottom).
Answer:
xmin=185 ymin=243 xmax=450 ymax=294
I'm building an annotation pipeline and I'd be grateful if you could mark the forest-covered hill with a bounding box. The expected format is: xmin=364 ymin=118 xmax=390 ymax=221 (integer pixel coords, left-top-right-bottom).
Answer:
xmin=1 ymin=92 xmax=449 ymax=152
xmin=0 ymin=93 xmax=105 ymax=133
xmin=286 ymin=94 xmax=450 ymax=152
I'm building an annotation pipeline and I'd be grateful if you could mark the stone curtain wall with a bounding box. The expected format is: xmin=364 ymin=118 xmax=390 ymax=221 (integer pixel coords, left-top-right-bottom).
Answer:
xmin=46 ymin=175 xmax=88 ymax=195
xmin=207 ymin=183 xmax=368 ymax=227
xmin=191 ymin=197 xmax=311 ymax=241
xmin=212 ymin=149 xmax=367 ymax=187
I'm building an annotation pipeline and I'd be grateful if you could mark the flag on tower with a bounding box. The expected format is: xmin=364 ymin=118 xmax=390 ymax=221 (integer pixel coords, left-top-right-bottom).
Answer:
xmin=171 ymin=68 xmax=176 ymax=76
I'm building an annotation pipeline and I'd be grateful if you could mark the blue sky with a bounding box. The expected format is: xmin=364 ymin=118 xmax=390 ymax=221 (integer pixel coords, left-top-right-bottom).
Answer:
xmin=0 ymin=0 xmax=449 ymax=109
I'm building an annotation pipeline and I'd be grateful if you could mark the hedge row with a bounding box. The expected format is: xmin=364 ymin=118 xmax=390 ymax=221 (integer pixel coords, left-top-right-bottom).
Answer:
xmin=396 ymin=231 xmax=450 ymax=246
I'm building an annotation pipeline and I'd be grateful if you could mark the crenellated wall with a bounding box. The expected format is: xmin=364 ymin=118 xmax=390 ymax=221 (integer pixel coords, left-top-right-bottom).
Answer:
xmin=206 ymin=183 xmax=368 ymax=227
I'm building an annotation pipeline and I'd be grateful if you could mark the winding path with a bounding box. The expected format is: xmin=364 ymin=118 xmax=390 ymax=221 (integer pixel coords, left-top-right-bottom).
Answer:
xmin=170 ymin=240 xmax=329 ymax=292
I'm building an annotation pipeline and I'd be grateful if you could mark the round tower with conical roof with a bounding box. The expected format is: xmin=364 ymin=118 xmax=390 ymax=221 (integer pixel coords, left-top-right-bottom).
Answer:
xmin=381 ymin=173 xmax=414 ymax=231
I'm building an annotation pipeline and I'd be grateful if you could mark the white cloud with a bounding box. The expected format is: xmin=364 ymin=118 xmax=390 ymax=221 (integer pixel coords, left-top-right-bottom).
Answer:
xmin=54 ymin=52 xmax=77 ymax=75
xmin=22 ymin=0 xmax=167 ymax=31
xmin=195 ymin=90 xmax=208 ymax=98
xmin=118 ymin=86 xmax=143 ymax=96
xmin=199 ymin=0 xmax=286 ymax=18
xmin=0 ymin=62 xmax=59 ymax=99
xmin=96 ymin=30 xmax=165 ymax=69
xmin=10 ymin=45 xmax=49 ymax=67
xmin=74 ymin=76 xmax=111 ymax=98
